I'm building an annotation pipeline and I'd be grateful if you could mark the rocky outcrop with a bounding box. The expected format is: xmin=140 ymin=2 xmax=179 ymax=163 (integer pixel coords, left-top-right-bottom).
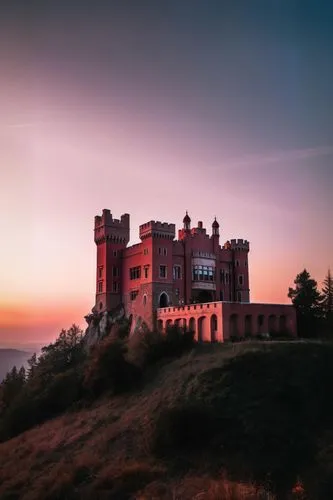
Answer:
xmin=83 ymin=304 xmax=126 ymax=350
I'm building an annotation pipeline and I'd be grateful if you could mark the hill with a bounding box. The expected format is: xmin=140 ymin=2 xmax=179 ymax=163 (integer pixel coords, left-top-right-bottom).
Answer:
xmin=0 ymin=349 xmax=31 ymax=382
xmin=1 ymin=340 xmax=333 ymax=499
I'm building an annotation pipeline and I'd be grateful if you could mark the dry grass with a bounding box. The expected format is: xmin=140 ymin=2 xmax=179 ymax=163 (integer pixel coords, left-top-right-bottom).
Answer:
xmin=0 ymin=342 xmax=307 ymax=499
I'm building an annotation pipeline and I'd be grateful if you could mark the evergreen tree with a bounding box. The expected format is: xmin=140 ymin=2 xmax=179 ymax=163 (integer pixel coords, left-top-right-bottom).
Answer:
xmin=322 ymin=268 xmax=333 ymax=334
xmin=27 ymin=353 xmax=38 ymax=380
xmin=0 ymin=365 xmax=26 ymax=411
xmin=288 ymin=269 xmax=323 ymax=337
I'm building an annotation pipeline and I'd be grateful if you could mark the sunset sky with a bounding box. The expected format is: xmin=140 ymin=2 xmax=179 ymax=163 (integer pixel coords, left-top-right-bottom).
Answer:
xmin=1 ymin=1 xmax=332 ymax=345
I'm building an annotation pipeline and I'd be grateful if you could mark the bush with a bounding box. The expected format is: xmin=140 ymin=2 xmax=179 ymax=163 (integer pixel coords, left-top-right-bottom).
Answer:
xmin=130 ymin=326 xmax=195 ymax=368
xmin=151 ymin=403 xmax=218 ymax=456
xmin=83 ymin=336 xmax=141 ymax=398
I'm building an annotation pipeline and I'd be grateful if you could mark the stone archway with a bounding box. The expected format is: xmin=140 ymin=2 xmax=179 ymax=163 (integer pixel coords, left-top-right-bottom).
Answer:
xmin=279 ymin=315 xmax=287 ymax=333
xmin=189 ymin=317 xmax=196 ymax=336
xmin=268 ymin=314 xmax=277 ymax=333
xmin=257 ymin=314 xmax=265 ymax=334
xmin=165 ymin=319 xmax=172 ymax=330
xmin=210 ymin=314 xmax=218 ymax=342
xmin=159 ymin=292 xmax=169 ymax=308
xmin=198 ymin=316 xmax=207 ymax=342
xmin=245 ymin=314 xmax=252 ymax=337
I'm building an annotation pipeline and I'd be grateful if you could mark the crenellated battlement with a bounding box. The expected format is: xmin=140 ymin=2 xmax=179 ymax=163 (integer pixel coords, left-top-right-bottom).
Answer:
xmin=139 ymin=220 xmax=175 ymax=240
xmin=94 ymin=209 xmax=130 ymax=245
xmin=230 ymin=239 xmax=250 ymax=251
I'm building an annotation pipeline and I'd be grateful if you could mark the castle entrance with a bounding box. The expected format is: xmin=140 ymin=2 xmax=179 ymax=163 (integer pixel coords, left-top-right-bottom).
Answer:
xmin=159 ymin=292 xmax=169 ymax=308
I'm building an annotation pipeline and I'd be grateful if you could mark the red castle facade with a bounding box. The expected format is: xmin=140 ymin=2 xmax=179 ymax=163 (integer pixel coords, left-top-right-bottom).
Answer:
xmin=94 ymin=209 xmax=296 ymax=340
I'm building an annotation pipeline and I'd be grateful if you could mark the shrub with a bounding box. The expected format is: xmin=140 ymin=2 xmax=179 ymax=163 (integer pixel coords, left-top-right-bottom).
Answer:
xmin=151 ymin=402 xmax=218 ymax=456
xmin=83 ymin=336 xmax=141 ymax=398
xmin=129 ymin=325 xmax=195 ymax=368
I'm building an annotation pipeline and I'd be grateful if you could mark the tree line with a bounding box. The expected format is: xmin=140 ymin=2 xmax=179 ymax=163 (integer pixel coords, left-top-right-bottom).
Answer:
xmin=288 ymin=268 xmax=333 ymax=338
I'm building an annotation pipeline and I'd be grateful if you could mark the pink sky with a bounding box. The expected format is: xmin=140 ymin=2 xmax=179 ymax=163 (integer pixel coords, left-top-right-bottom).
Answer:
xmin=1 ymin=12 xmax=332 ymax=345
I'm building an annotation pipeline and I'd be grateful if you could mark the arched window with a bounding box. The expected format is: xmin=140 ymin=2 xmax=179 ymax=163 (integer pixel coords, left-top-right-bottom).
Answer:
xmin=159 ymin=292 xmax=169 ymax=308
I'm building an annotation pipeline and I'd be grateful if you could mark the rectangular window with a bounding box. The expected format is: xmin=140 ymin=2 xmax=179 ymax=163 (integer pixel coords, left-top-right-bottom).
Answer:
xmin=236 ymin=260 xmax=240 ymax=267
xmin=130 ymin=290 xmax=139 ymax=301
xmin=113 ymin=282 xmax=120 ymax=293
xmin=220 ymin=290 xmax=224 ymax=301
xmin=175 ymin=288 xmax=179 ymax=296
xmin=239 ymin=275 xmax=244 ymax=285
xmin=98 ymin=281 xmax=103 ymax=293
xmin=173 ymin=265 xmax=181 ymax=280
xmin=159 ymin=265 xmax=167 ymax=278
xmin=144 ymin=266 xmax=149 ymax=279
xmin=192 ymin=265 xmax=215 ymax=282
xmin=237 ymin=291 xmax=242 ymax=302
xmin=245 ymin=260 xmax=247 ymax=267
xmin=220 ymin=270 xmax=225 ymax=284
xmin=113 ymin=250 xmax=118 ymax=257
xmin=225 ymin=272 xmax=229 ymax=284
xmin=98 ymin=267 xmax=103 ymax=279
xmin=143 ymin=248 xmax=149 ymax=255
xmin=129 ymin=266 xmax=141 ymax=280
xmin=158 ymin=247 xmax=167 ymax=256
xmin=163 ymin=248 xmax=167 ymax=256
xmin=112 ymin=266 xmax=119 ymax=277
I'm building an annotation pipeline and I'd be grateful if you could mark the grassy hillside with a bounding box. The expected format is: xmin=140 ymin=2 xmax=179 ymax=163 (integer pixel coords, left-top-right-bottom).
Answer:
xmin=1 ymin=341 xmax=333 ymax=499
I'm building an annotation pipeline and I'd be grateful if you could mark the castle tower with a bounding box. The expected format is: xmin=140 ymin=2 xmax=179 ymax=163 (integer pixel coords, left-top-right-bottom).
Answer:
xmin=139 ymin=220 xmax=176 ymax=327
xmin=230 ymin=239 xmax=250 ymax=303
xmin=212 ymin=217 xmax=220 ymax=253
xmin=94 ymin=209 xmax=130 ymax=312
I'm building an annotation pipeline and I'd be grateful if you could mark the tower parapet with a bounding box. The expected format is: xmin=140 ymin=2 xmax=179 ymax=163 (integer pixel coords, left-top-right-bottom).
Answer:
xmin=139 ymin=220 xmax=175 ymax=240
xmin=230 ymin=239 xmax=250 ymax=251
xmin=94 ymin=209 xmax=130 ymax=245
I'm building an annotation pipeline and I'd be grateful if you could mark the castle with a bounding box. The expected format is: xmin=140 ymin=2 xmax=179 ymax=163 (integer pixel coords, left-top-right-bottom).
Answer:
xmin=93 ymin=209 xmax=296 ymax=340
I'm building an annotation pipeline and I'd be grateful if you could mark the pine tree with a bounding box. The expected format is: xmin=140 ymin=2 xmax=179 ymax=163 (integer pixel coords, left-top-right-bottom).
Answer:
xmin=288 ymin=269 xmax=323 ymax=337
xmin=322 ymin=268 xmax=333 ymax=333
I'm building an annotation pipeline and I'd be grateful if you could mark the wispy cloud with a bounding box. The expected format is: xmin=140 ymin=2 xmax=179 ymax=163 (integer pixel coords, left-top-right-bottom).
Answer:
xmin=226 ymin=146 xmax=333 ymax=168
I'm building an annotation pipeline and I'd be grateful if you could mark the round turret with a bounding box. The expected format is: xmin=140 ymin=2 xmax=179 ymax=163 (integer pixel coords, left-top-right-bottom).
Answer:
xmin=212 ymin=217 xmax=219 ymax=236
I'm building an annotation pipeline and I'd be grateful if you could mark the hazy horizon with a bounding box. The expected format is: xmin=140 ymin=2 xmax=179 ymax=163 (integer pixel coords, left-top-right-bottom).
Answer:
xmin=1 ymin=1 xmax=332 ymax=344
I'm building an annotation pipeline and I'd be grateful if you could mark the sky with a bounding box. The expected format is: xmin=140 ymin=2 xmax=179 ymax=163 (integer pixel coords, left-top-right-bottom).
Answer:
xmin=0 ymin=0 xmax=332 ymax=345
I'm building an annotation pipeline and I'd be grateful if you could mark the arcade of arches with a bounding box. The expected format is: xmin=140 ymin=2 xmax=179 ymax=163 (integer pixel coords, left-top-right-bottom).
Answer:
xmin=156 ymin=301 xmax=297 ymax=342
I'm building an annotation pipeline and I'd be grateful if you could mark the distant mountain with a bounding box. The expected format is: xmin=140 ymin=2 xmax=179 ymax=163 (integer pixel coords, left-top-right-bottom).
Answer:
xmin=0 ymin=349 xmax=32 ymax=381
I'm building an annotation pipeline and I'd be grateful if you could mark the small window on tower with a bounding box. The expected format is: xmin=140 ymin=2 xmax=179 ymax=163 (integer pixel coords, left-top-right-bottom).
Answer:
xmin=159 ymin=265 xmax=167 ymax=278
xmin=144 ymin=266 xmax=149 ymax=278
xmin=98 ymin=281 xmax=103 ymax=293
xmin=173 ymin=265 xmax=181 ymax=280
xmin=239 ymin=275 xmax=244 ymax=285
xmin=163 ymin=248 xmax=167 ymax=256
xmin=130 ymin=290 xmax=138 ymax=301
xmin=130 ymin=266 xmax=141 ymax=280
xmin=98 ymin=267 xmax=103 ymax=279
xmin=237 ymin=291 xmax=242 ymax=302
xmin=245 ymin=260 xmax=247 ymax=267
xmin=236 ymin=260 xmax=240 ymax=267
xmin=113 ymin=250 xmax=118 ymax=257
xmin=112 ymin=266 xmax=119 ymax=277
xmin=113 ymin=282 xmax=119 ymax=293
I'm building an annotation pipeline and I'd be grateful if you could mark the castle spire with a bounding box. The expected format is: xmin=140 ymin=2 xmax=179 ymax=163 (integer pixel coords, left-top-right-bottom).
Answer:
xmin=183 ymin=210 xmax=191 ymax=230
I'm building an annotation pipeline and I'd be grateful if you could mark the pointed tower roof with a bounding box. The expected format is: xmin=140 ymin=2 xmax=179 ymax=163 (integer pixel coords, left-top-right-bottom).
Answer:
xmin=183 ymin=210 xmax=191 ymax=224
xmin=212 ymin=217 xmax=219 ymax=228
